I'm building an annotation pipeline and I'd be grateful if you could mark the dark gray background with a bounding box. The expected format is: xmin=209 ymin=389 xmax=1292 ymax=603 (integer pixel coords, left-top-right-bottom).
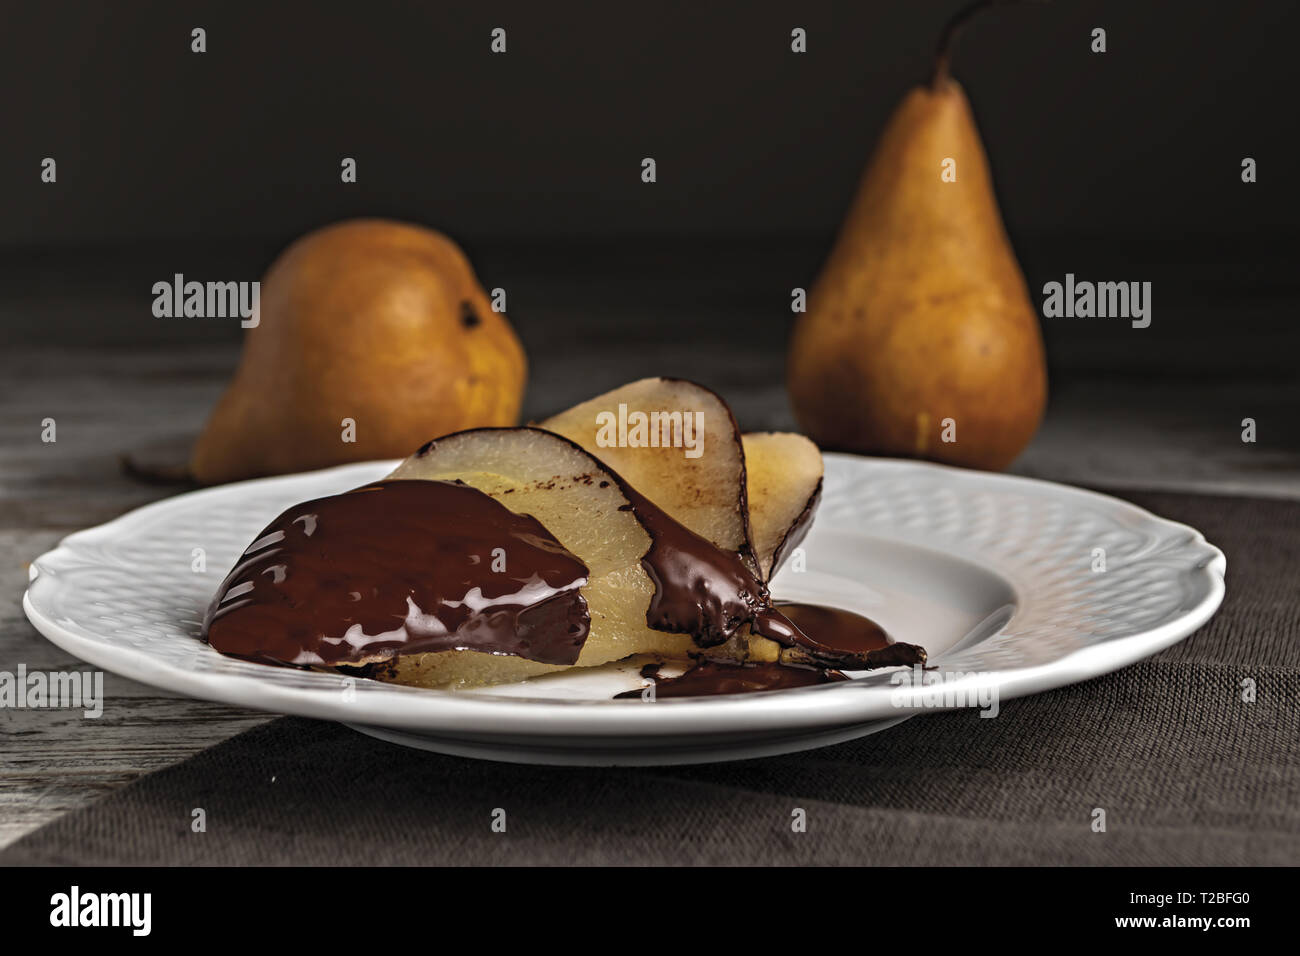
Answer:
xmin=4 ymin=0 xmax=1296 ymax=243
xmin=2 ymin=0 xmax=1297 ymax=383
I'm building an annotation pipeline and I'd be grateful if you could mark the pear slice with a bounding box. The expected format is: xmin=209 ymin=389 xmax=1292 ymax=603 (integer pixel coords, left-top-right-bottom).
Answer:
xmin=539 ymin=377 xmax=758 ymax=574
xmin=379 ymin=427 xmax=696 ymax=688
xmin=742 ymin=433 xmax=824 ymax=580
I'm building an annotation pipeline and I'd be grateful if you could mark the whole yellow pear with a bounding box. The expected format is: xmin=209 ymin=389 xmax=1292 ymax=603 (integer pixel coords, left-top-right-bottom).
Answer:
xmin=191 ymin=219 xmax=526 ymax=483
xmin=788 ymin=77 xmax=1047 ymax=471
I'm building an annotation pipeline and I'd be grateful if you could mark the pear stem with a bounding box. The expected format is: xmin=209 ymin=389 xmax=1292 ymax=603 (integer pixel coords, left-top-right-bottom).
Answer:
xmin=931 ymin=0 xmax=1043 ymax=90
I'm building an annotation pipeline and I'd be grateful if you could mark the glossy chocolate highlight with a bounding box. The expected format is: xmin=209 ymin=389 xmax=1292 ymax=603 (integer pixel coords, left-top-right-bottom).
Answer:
xmin=203 ymin=480 xmax=590 ymax=668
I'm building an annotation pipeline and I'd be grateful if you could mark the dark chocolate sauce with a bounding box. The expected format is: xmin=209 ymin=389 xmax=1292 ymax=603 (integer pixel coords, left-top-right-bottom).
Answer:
xmin=203 ymin=480 xmax=590 ymax=668
xmin=777 ymin=602 xmax=886 ymax=656
xmin=766 ymin=602 xmax=926 ymax=669
xmin=611 ymin=602 xmax=922 ymax=699
xmin=606 ymin=480 xmax=926 ymax=671
xmin=615 ymin=660 xmax=845 ymax=698
xmin=620 ymin=481 xmax=766 ymax=647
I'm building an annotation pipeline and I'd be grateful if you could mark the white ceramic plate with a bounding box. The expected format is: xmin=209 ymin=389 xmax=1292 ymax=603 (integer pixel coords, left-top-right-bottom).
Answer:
xmin=24 ymin=455 xmax=1225 ymax=765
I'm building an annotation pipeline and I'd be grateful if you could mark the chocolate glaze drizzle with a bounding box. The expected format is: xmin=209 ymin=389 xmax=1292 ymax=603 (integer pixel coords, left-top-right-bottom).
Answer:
xmin=615 ymin=660 xmax=845 ymax=698
xmin=203 ymin=480 xmax=590 ymax=668
xmin=615 ymin=481 xmax=926 ymax=671
xmin=775 ymin=602 xmax=923 ymax=668
xmin=611 ymin=602 xmax=922 ymax=699
xmin=620 ymin=481 xmax=765 ymax=646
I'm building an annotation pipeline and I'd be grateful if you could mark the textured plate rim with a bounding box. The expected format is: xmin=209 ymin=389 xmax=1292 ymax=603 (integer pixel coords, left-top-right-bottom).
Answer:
xmin=22 ymin=455 xmax=1227 ymax=737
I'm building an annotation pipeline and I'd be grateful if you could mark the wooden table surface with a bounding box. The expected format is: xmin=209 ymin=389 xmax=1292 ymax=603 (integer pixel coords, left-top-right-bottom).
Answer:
xmin=3 ymin=240 xmax=1296 ymax=848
